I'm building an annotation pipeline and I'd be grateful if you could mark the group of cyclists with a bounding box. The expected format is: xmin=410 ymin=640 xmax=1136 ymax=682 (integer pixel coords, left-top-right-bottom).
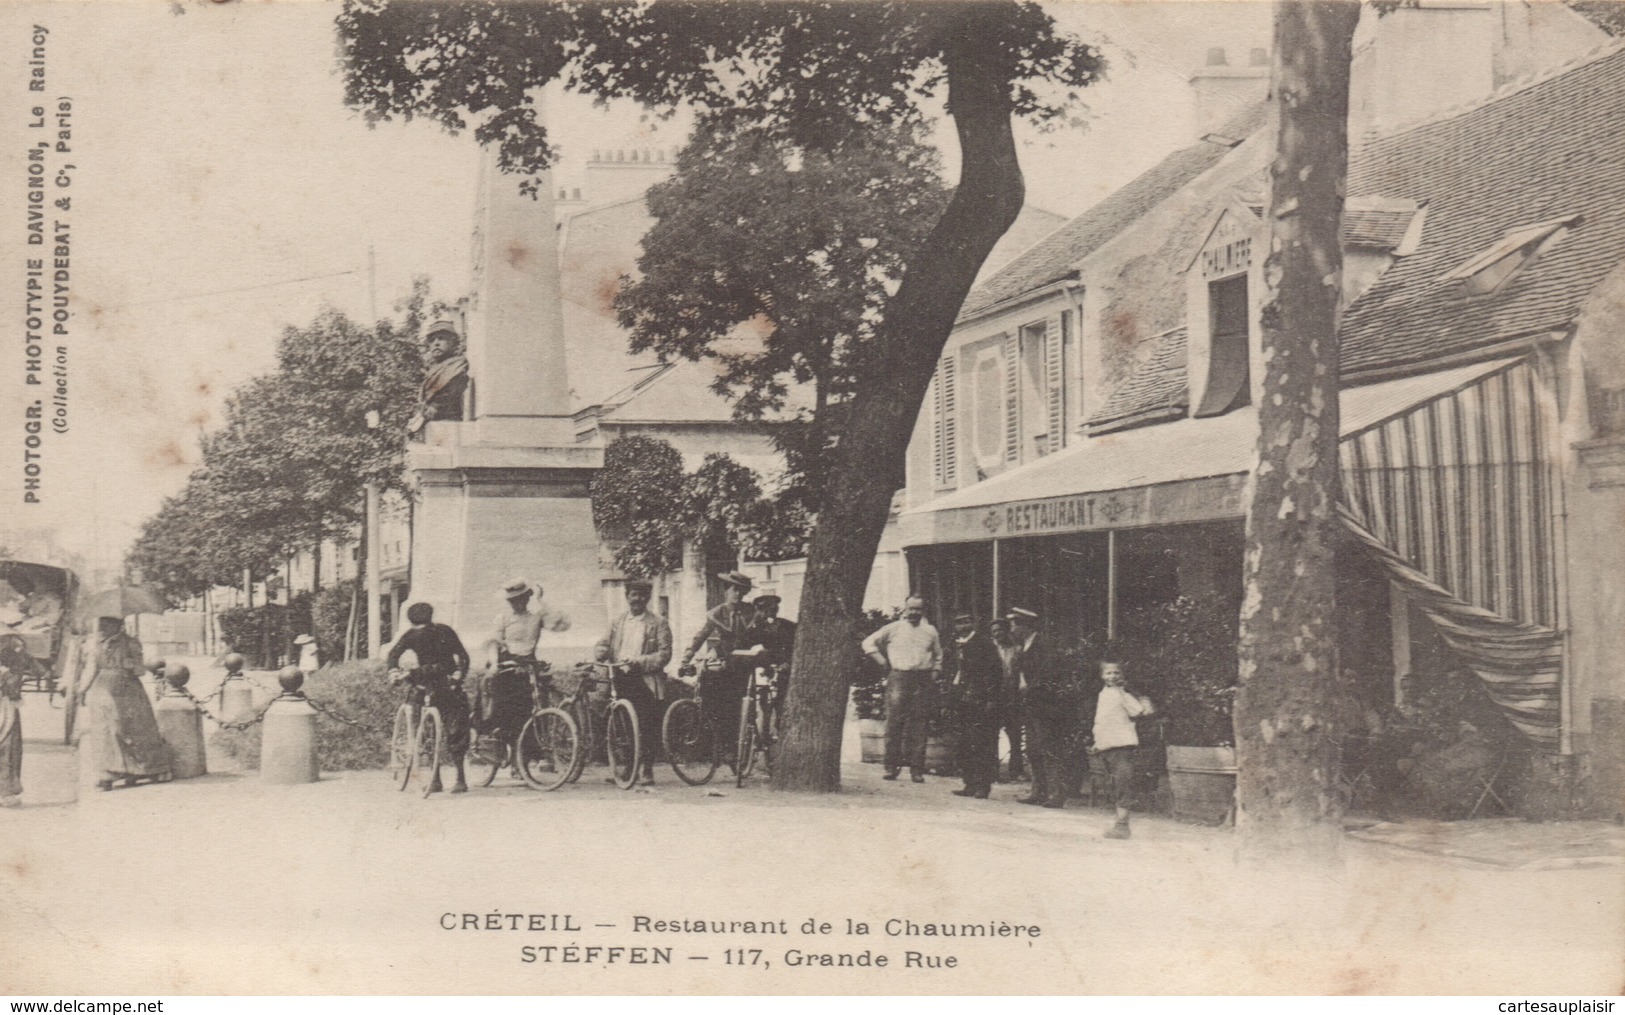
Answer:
xmin=384 ymin=570 xmax=795 ymax=795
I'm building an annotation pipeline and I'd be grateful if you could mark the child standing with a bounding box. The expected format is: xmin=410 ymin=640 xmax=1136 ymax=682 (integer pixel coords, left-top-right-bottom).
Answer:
xmin=1092 ymin=658 xmax=1154 ymax=839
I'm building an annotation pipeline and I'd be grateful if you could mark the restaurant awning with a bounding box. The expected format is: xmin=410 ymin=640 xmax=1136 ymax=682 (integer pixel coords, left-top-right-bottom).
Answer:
xmin=899 ymin=357 xmax=1521 ymax=547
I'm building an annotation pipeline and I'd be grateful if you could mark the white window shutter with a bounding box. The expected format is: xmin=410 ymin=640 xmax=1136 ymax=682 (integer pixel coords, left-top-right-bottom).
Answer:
xmin=1045 ymin=313 xmax=1065 ymax=453
xmin=936 ymin=373 xmax=949 ymax=490
xmin=1003 ymin=333 xmax=1020 ymax=463
xmin=940 ymin=355 xmax=958 ymax=486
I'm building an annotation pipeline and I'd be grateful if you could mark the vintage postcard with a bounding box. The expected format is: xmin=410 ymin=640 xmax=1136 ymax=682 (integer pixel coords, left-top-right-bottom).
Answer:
xmin=2 ymin=0 xmax=1623 ymax=998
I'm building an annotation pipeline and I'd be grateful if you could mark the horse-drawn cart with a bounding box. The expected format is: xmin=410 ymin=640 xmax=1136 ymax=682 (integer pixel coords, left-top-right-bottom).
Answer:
xmin=0 ymin=560 xmax=80 ymax=741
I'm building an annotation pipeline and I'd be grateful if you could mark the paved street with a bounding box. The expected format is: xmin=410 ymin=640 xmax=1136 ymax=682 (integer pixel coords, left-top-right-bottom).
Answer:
xmin=2 ymin=668 xmax=1621 ymax=995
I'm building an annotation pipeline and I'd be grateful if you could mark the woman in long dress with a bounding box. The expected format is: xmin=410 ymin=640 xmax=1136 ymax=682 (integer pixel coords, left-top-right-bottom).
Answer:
xmin=79 ymin=616 xmax=170 ymax=790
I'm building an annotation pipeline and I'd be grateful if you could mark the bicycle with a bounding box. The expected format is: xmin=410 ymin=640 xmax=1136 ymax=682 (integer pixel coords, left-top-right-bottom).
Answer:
xmin=467 ymin=656 xmax=552 ymax=787
xmin=515 ymin=661 xmax=641 ymax=791
xmin=663 ymin=656 xmax=727 ymax=786
xmin=388 ymin=666 xmax=447 ymax=798
xmin=734 ymin=661 xmax=786 ymax=788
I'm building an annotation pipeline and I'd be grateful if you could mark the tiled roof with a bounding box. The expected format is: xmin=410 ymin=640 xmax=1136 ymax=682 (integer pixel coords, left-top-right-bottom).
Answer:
xmin=1086 ymin=327 xmax=1189 ymax=433
xmin=1340 ymin=42 xmax=1625 ymax=375
xmin=959 ymin=104 xmax=1268 ymax=320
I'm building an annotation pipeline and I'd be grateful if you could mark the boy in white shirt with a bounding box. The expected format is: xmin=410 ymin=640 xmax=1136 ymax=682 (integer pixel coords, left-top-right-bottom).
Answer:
xmin=1092 ymin=657 xmax=1154 ymax=840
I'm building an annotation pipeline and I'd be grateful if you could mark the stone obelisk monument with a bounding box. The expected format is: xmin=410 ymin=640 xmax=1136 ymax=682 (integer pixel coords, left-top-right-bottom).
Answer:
xmin=405 ymin=146 xmax=604 ymax=663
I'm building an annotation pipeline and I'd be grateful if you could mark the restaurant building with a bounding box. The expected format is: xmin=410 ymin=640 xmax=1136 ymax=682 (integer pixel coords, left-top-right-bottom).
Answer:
xmin=897 ymin=11 xmax=1625 ymax=815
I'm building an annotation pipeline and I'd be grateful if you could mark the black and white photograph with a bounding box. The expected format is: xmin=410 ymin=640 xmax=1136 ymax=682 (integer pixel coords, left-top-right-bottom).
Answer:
xmin=2 ymin=0 xmax=1623 ymax=998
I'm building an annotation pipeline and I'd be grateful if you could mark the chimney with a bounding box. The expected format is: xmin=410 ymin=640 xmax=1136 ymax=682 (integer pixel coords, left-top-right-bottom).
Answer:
xmin=1189 ymin=47 xmax=1269 ymax=140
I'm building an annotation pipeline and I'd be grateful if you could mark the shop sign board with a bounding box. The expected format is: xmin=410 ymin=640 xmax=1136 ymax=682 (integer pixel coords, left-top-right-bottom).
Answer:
xmin=905 ymin=473 xmax=1247 ymax=545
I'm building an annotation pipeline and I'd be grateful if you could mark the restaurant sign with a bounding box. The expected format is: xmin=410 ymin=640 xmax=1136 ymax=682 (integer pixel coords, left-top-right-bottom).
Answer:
xmin=905 ymin=474 xmax=1247 ymax=546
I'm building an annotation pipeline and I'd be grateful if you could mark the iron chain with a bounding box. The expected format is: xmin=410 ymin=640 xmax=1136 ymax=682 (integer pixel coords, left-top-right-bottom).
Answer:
xmin=302 ymin=693 xmax=389 ymax=735
xmin=174 ymin=683 xmax=275 ymax=731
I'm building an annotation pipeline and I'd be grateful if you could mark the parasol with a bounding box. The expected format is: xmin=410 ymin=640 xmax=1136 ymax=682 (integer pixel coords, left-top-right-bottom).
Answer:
xmin=76 ymin=585 xmax=168 ymax=625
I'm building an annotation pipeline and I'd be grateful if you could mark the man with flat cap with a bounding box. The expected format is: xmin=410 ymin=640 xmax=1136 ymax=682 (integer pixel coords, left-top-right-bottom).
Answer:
xmin=605 ymin=580 xmax=673 ymax=785
xmin=862 ymin=595 xmax=942 ymax=783
xmin=949 ymin=613 xmax=1001 ymax=799
xmin=680 ymin=571 xmax=757 ymax=740
xmin=743 ymin=593 xmax=796 ymax=734
xmin=1007 ymin=606 xmax=1070 ymax=808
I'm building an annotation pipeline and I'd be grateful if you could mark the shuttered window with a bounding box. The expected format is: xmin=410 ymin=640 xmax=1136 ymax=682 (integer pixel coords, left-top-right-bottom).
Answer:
xmin=1045 ymin=312 xmax=1065 ymax=453
xmin=931 ymin=355 xmax=958 ymax=488
xmin=1003 ymin=332 xmax=1020 ymax=463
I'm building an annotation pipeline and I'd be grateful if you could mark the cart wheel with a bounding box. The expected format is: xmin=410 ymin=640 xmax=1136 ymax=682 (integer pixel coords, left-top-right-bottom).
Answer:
xmin=517 ymin=709 xmax=577 ymax=792
xmin=607 ymin=699 xmax=640 ymax=790
xmin=663 ymin=699 xmax=717 ymax=786
xmin=389 ymin=703 xmax=415 ymax=791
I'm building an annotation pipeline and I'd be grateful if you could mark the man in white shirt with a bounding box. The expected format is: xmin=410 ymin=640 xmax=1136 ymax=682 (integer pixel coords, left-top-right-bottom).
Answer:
xmin=1092 ymin=657 xmax=1155 ymax=839
xmin=605 ymin=580 xmax=672 ymax=785
xmin=861 ymin=595 xmax=942 ymax=783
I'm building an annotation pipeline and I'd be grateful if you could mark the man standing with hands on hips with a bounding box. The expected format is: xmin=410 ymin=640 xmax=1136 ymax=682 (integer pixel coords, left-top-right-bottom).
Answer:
xmin=861 ymin=595 xmax=942 ymax=783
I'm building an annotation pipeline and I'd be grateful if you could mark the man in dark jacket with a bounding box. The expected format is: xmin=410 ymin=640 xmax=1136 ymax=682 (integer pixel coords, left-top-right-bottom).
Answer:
xmin=1007 ymin=607 xmax=1071 ymax=809
xmin=386 ymin=601 xmax=472 ymax=794
xmin=949 ymin=613 xmax=1002 ymax=800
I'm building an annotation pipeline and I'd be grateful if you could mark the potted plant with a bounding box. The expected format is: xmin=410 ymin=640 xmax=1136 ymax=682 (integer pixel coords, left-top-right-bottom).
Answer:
xmin=1121 ymin=597 xmax=1238 ymax=824
xmin=850 ymin=609 xmax=892 ymax=764
xmin=923 ymin=670 xmax=958 ymax=776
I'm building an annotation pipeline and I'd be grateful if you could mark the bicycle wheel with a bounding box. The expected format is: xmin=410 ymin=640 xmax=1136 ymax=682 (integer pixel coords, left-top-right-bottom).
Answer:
xmin=468 ymin=730 xmax=506 ymax=788
xmin=736 ymin=695 xmax=757 ymax=787
xmin=606 ymin=699 xmax=640 ymax=790
xmin=517 ymin=709 xmax=578 ymax=792
xmin=410 ymin=707 xmax=444 ymax=798
xmin=390 ymin=703 xmax=415 ymax=791
xmin=663 ymin=698 xmax=717 ymax=786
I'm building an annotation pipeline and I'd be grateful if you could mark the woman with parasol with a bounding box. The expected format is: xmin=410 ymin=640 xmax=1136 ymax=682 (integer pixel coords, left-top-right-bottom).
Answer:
xmin=76 ymin=590 xmax=171 ymax=790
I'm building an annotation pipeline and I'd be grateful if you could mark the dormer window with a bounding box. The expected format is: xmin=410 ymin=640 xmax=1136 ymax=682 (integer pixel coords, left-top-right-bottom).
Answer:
xmin=1185 ymin=202 xmax=1260 ymax=422
xmin=1193 ymin=274 xmax=1250 ymax=417
xmin=1442 ymin=215 xmax=1580 ymax=296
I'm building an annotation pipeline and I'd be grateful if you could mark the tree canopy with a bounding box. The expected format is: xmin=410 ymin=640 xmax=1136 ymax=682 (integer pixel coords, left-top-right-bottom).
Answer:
xmin=339 ymin=1 xmax=1101 ymax=178
xmin=616 ymin=114 xmax=950 ymax=507
xmin=127 ymin=284 xmax=435 ymax=601
xmin=590 ymin=436 xmax=812 ymax=579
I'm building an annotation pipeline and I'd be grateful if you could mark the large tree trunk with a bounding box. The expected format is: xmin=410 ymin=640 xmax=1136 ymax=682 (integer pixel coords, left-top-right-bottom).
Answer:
xmin=774 ymin=16 xmax=1026 ymax=792
xmin=1234 ymin=0 xmax=1360 ymax=861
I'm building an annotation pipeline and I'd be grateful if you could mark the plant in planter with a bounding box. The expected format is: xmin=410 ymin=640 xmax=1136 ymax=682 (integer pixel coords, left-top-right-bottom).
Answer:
xmin=850 ymin=609 xmax=892 ymax=763
xmin=922 ymin=669 xmax=960 ymax=776
xmin=1119 ymin=596 xmax=1238 ymax=823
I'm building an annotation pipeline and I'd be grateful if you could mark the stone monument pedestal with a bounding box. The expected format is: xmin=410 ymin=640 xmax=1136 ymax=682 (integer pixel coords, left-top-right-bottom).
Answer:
xmin=408 ymin=419 xmax=605 ymax=668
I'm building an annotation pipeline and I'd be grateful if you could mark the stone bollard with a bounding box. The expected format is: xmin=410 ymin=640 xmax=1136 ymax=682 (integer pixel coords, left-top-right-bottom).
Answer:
xmin=154 ymin=664 xmax=207 ymax=779
xmin=219 ymin=652 xmax=254 ymax=723
xmin=261 ymin=666 xmax=319 ymax=785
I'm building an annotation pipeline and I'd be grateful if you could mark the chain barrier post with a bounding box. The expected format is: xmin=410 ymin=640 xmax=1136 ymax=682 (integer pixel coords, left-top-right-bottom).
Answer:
xmin=219 ymin=652 xmax=254 ymax=723
xmin=154 ymin=663 xmax=207 ymax=779
xmin=260 ymin=666 xmax=319 ymax=785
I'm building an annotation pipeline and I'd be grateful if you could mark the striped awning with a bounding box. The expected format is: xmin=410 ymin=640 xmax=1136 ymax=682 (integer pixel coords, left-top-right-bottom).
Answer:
xmin=1339 ymin=357 xmax=1563 ymax=751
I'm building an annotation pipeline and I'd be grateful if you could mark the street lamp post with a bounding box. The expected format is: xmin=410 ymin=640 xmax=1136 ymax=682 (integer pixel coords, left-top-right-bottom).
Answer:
xmin=365 ymin=409 xmax=382 ymax=659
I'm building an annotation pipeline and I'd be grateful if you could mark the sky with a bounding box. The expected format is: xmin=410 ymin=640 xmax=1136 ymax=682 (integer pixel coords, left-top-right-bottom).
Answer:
xmin=0 ymin=0 xmax=1270 ymax=579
